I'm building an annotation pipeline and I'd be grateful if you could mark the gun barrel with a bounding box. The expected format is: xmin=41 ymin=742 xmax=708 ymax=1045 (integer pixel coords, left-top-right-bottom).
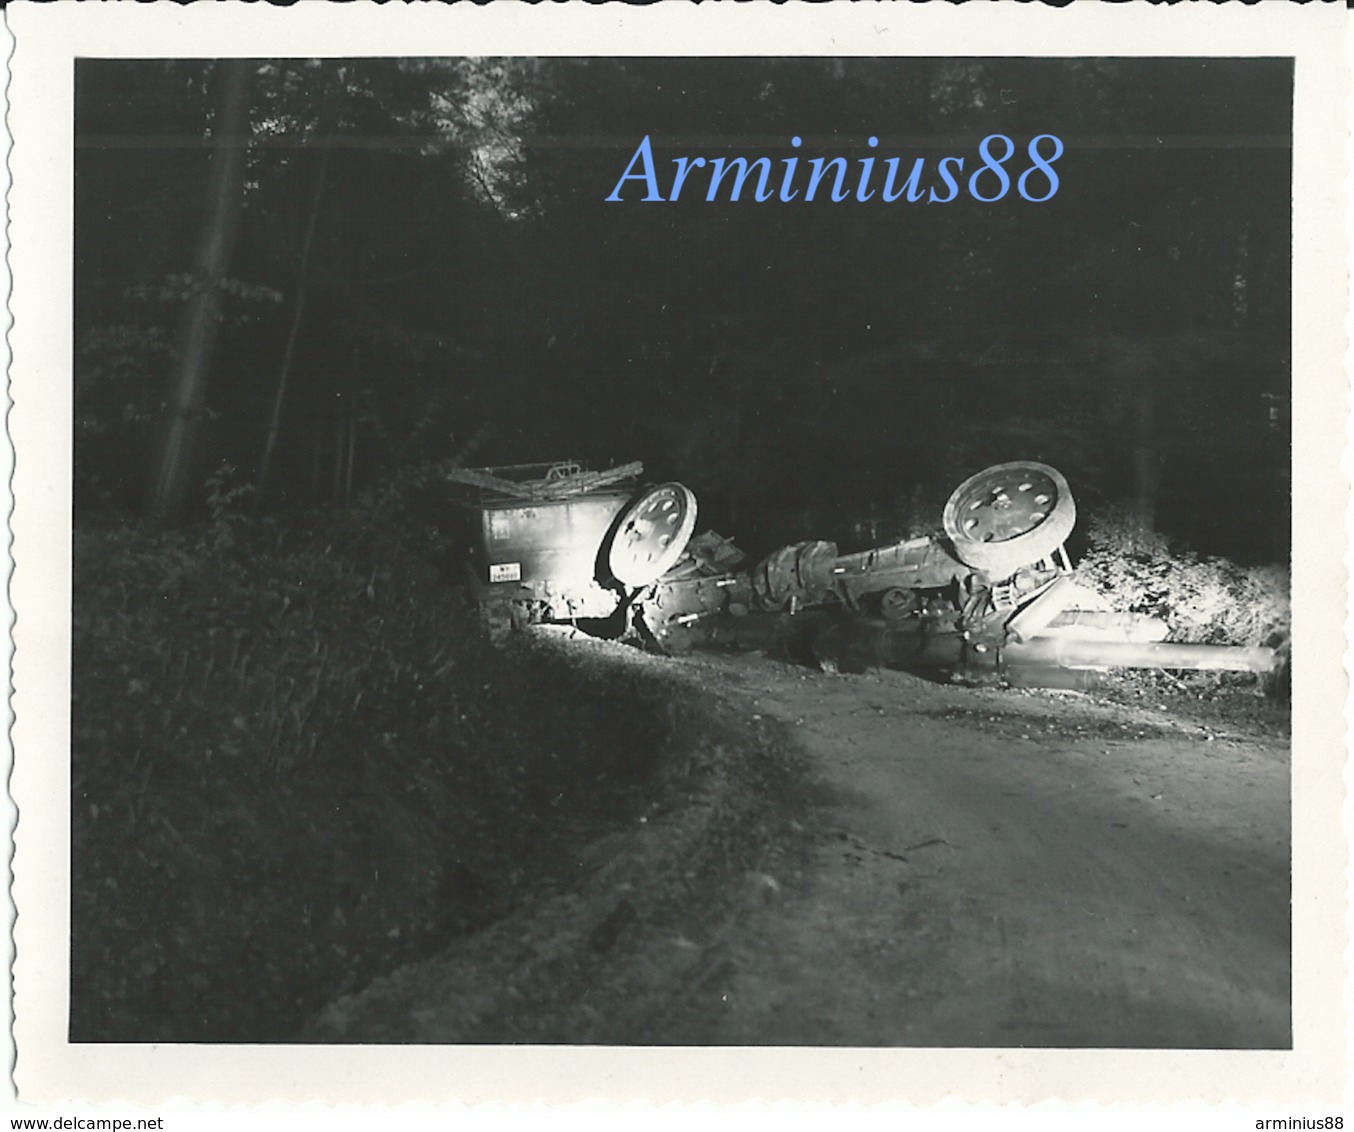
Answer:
xmin=1005 ymin=638 xmax=1277 ymax=674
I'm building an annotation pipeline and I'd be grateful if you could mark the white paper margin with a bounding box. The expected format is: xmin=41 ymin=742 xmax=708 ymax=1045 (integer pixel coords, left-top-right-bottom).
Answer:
xmin=6 ymin=0 xmax=1349 ymax=1109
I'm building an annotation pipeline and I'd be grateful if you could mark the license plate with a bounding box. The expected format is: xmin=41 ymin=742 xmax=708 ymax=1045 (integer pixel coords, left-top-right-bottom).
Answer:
xmin=489 ymin=562 xmax=521 ymax=583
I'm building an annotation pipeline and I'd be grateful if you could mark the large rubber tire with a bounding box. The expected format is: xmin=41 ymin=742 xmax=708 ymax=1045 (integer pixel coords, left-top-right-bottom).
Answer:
xmin=607 ymin=482 xmax=698 ymax=587
xmin=942 ymin=462 xmax=1076 ymax=579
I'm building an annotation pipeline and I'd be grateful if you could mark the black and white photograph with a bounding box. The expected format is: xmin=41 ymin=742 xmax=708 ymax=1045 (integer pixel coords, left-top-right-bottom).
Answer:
xmin=8 ymin=0 xmax=1349 ymax=1110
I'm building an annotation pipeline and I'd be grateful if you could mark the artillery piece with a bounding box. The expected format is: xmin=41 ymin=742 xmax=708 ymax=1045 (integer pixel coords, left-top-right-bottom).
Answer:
xmin=734 ymin=461 xmax=1274 ymax=684
xmin=448 ymin=458 xmax=1276 ymax=685
xmin=748 ymin=462 xmax=1075 ymax=621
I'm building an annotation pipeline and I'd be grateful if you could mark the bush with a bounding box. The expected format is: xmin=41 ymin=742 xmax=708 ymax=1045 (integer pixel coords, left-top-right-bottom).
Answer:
xmin=71 ymin=494 xmax=679 ymax=1041
xmin=1076 ymin=505 xmax=1290 ymax=650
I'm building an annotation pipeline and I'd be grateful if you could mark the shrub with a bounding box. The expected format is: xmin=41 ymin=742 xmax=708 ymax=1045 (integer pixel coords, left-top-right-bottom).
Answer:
xmin=70 ymin=494 xmax=681 ymax=1041
xmin=1076 ymin=504 xmax=1290 ymax=650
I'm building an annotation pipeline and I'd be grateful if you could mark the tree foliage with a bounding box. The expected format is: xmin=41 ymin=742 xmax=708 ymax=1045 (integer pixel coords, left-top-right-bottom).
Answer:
xmin=75 ymin=56 xmax=1290 ymax=561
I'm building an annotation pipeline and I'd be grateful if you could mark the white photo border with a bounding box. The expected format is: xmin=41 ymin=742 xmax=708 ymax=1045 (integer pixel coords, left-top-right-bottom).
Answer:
xmin=7 ymin=0 xmax=1349 ymax=1106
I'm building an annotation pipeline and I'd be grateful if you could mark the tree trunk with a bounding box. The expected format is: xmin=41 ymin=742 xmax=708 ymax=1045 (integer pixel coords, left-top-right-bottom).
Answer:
xmin=1132 ymin=374 xmax=1159 ymax=532
xmin=147 ymin=59 xmax=252 ymax=522
xmin=255 ymin=141 xmax=332 ymax=508
xmin=342 ymin=362 xmax=357 ymax=509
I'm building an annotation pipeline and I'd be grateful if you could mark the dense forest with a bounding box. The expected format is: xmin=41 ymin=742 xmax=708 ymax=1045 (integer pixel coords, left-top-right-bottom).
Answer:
xmin=76 ymin=56 xmax=1290 ymax=560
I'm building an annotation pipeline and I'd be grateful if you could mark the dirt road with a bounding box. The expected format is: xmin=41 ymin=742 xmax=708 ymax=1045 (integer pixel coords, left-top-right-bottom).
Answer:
xmin=308 ymin=640 xmax=1290 ymax=1048
xmin=665 ymin=653 xmax=1290 ymax=1048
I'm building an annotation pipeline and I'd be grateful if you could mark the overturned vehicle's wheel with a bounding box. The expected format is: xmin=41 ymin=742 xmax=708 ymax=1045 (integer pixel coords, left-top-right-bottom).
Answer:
xmin=942 ymin=461 xmax=1075 ymax=579
xmin=608 ymin=482 xmax=698 ymax=587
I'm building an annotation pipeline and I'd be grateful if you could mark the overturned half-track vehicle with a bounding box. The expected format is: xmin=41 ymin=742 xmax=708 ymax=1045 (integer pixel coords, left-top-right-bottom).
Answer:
xmin=447 ymin=458 xmax=1275 ymax=685
xmin=446 ymin=460 xmax=709 ymax=635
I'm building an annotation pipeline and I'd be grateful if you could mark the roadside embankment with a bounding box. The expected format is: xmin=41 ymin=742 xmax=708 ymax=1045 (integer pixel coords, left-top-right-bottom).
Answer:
xmin=72 ymin=520 xmax=806 ymax=1042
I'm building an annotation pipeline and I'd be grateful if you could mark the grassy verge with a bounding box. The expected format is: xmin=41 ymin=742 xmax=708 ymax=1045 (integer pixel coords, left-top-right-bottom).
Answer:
xmin=303 ymin=631 xmax=815 ymax=1043
xmin=71 ymin=514 xmax=701 ymax=1041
